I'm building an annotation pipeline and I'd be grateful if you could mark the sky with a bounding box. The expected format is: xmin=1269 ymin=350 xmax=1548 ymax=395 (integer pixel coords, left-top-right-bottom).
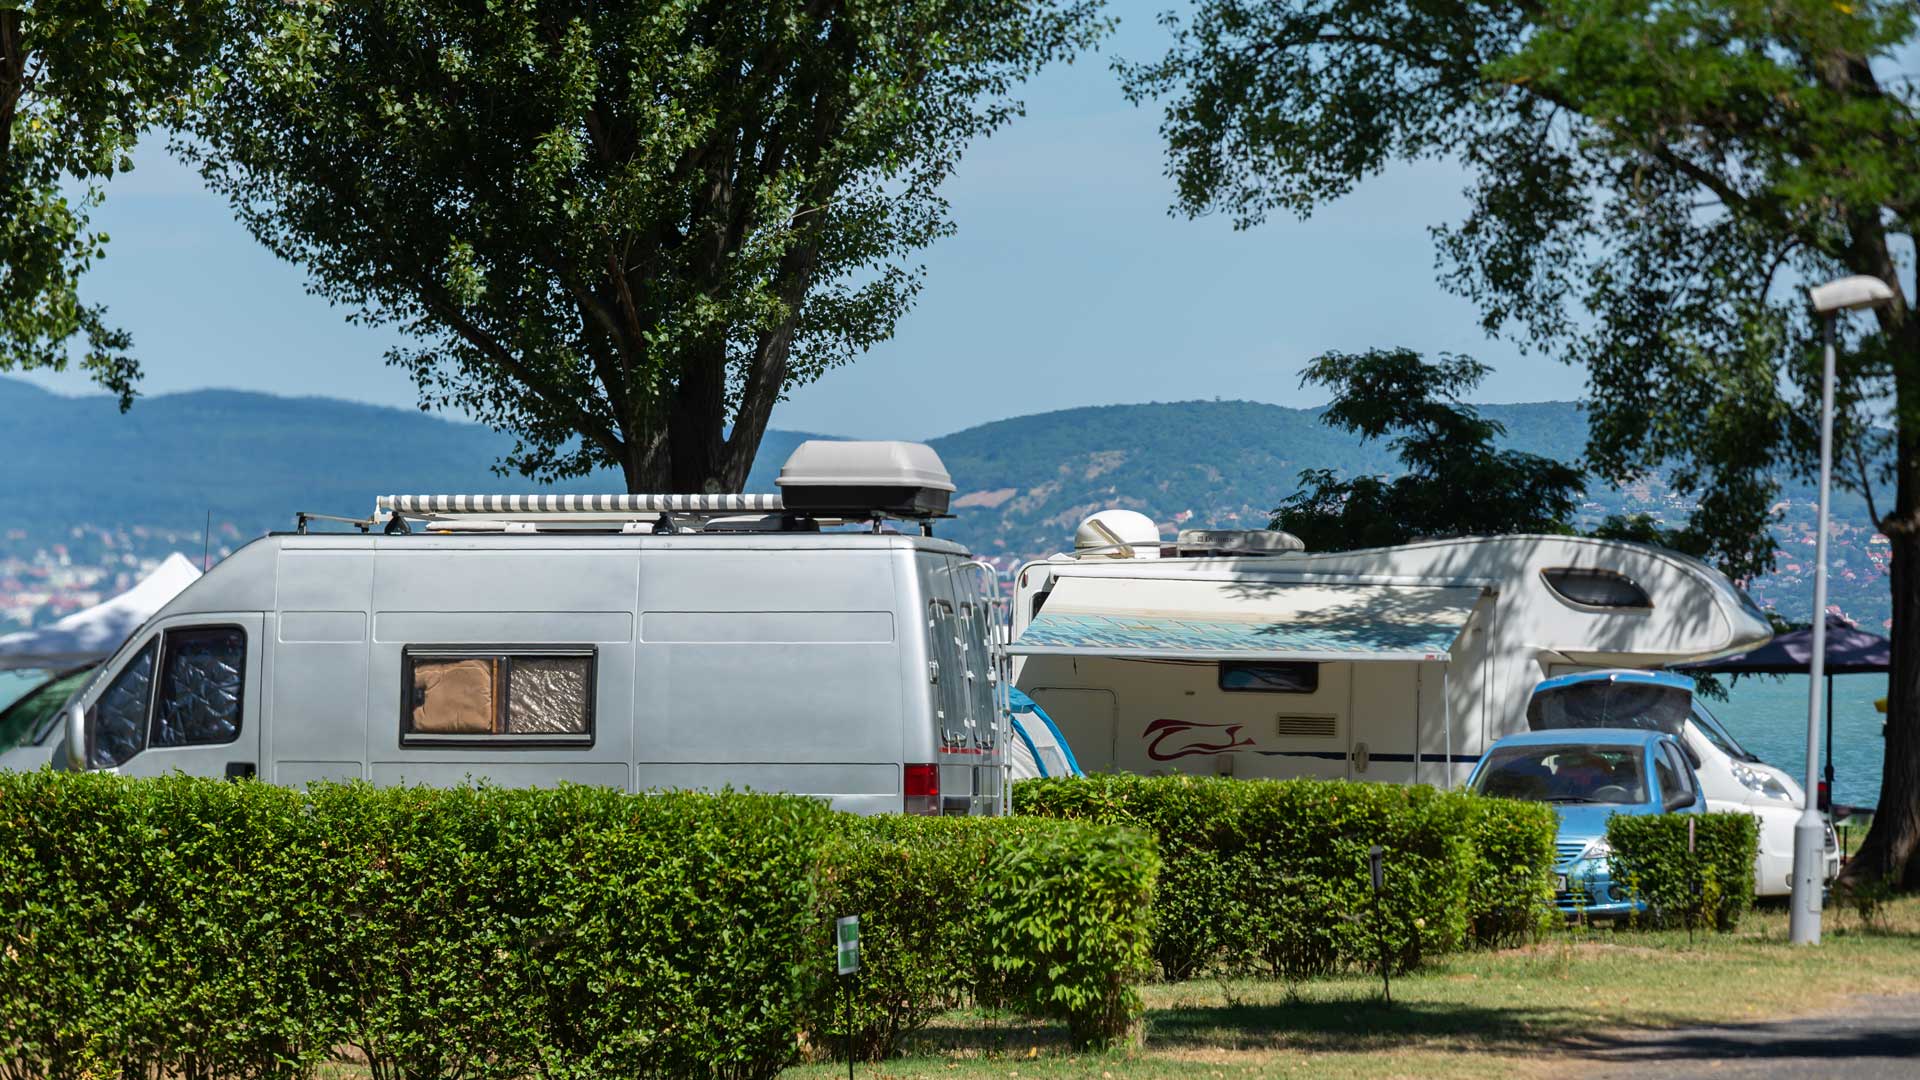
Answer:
xmin=19 ymin=1 xmax=1585 ymax=440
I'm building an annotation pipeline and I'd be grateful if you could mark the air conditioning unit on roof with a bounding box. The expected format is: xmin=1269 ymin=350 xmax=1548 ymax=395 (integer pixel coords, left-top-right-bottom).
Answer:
xmin=776 ymin=440 xmax=955 ymax=519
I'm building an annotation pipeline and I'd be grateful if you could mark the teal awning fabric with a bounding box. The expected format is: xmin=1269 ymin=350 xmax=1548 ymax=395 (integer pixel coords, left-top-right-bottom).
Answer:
xmin=1009 ymin=575 xmax=1484 ymax=662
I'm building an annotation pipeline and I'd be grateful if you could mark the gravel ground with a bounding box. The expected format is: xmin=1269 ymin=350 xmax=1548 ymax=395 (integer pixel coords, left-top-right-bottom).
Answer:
xmin=1576 ymin=994 xmax=1920 ymax=1079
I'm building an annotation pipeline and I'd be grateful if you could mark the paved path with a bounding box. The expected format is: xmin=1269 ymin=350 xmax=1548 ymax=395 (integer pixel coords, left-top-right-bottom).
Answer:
xmin=1577 ymin=994 xmax=1920 ymax=1079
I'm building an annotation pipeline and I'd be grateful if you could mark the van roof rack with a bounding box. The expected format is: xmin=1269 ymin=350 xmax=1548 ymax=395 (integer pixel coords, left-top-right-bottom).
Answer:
xmin=294 ymin=441 xmax=958 ymax=537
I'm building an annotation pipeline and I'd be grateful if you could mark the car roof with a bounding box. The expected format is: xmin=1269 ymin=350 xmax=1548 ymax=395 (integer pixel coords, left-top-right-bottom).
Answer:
xmin=1489 ymin=728 xmax=1670 ymax=750
xmin=1531 ymin=668 xmax=1696 ymax=695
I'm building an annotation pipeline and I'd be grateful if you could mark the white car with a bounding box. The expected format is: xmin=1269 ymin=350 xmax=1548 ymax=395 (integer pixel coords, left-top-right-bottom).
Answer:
xmin=1527 ymin=670 xmax=1838 ymax=896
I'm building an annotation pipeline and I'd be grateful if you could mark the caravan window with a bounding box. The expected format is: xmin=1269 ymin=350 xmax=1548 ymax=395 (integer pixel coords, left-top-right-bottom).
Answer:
xmin=88 ymin=641 xmax=157 ymax=768
xmin=1219 ymin=661 xmax=1319 ymax=694
xmin=1542 ymin=568 xmax=1652 ymax=610
xmin=402 ymin=648 xmax=595 ymax=745
xmin=152 ymin=626 xmax=246 ymax=748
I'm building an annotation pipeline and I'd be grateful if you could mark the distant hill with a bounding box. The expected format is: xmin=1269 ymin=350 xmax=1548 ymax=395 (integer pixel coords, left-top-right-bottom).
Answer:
xmin=0 ymin=378 xmax=1888 ymax=628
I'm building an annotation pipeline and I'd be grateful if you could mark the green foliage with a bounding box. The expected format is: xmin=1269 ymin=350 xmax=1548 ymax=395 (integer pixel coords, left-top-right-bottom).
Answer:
xmin=1608 ymin=813 xmax=1760 ymax=932
xmin=1271 ymin=349 xmax=1585 ymax=549
xmin=809 ymin=816 xmax=1157 ymax=1057
xmin=1015 ymin=775 xmax=1556 ymax=980
xmin=0 ymin=771 xmax=836 ymax=1080
xmin=185 ymin=0 xmax=1106 ymax=491
xmin=0 ymin=1 xmax=226 ymax=405
xmin=1126 ymin=0 xmax=1920 ymax=890
xmin=1428 ymin=792 xmax=1561 ymax=948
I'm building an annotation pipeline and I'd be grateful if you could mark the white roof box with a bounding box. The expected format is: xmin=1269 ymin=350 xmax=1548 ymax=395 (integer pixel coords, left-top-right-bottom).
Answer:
xmin=1176 ymin=528 xmax=1306 ymax=557
xmin=777 ymin=440 xmax=955 ymax=518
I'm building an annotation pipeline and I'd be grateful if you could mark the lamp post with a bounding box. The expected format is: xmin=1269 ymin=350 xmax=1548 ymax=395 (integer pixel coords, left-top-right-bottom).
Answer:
xmin=1793 ymin=274 xmax=1896 ymax=944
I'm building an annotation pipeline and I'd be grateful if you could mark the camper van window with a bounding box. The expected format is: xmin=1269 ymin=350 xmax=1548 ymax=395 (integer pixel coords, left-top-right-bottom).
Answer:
xmin=402 ymin=649 xmax=594 ymax=745
xmin=152 ymin=627 xmax=246 ymax=748
xmin=1219 ymin=661 xmax=1320 ymax=694
xmin=1542 ymin=568 xmax=1652 ymax=610
xmin=88 ymin=640 xmax=157 ymax=769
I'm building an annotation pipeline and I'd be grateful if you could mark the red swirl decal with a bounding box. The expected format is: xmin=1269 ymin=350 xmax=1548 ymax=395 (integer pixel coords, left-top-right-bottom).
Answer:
xmin=1144 ymin=717 xmax=1256 ymax=761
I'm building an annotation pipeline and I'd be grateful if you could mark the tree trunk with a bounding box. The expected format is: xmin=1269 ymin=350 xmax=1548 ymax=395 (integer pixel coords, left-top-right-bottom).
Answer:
xmin=1841 ymin=355 xmax=1920 ymax=890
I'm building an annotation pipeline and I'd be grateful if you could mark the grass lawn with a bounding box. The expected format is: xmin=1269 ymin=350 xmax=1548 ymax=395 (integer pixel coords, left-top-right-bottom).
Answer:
xmin=783 ymin=893 xmax=1920 ymax=1079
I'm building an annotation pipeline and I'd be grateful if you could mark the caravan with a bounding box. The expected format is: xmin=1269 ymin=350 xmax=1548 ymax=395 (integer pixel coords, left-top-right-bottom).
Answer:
xmin=59 ymin=442 xmax=1009 ymax=816
xmin=1008 ymin=515 xmax=1771 ymax=790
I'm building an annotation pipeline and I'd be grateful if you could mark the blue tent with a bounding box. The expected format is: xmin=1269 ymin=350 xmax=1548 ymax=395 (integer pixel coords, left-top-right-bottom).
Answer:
xmin=1008 ymin=688 xmax=1083 ymax=779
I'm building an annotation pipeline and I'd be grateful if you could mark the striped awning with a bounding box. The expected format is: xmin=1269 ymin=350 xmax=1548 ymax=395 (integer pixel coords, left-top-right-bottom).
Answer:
xmin=1010 ymin=575 xmax=1485 ymax=662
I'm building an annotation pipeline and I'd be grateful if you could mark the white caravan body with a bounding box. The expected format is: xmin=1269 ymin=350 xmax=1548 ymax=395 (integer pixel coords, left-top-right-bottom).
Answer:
xmin=1009 ymin=533 xmax=1771 ymax=790
xmin=60 ymin=443 xmax=1009 ymax=816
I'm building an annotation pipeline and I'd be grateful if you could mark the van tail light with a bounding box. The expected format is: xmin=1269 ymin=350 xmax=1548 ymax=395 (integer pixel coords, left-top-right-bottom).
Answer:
xmin=1816 ymin=780 xmax=1832 ymax=813
xmin=904 ymin=763 xmax=941 ymax=816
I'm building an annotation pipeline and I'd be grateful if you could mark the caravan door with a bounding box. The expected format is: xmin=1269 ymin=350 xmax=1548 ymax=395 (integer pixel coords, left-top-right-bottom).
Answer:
xmin=87 ymin=612 xmax=265 ymax=781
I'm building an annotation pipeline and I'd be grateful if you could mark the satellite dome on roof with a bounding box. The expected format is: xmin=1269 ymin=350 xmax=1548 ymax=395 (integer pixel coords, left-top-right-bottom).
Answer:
xmin=776 ymin=440 xmax=955 ymax=519
xmin=1074 ymin=509 xmax=1161 ymax=559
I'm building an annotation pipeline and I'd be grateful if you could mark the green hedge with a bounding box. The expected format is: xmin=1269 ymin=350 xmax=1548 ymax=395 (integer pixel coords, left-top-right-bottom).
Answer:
xmin=0 ymin=772 xmax=835 ymax=1079
xmin=1014 ymin=774 xmax=1557 ymax=978
xmin=1607 ymin=812 xmax=1759 ymax=932
xmin=0 ymin=772 xmax=1162 ymax=1075
xmin=807 ymin=816 xmax=1156 ymax=1057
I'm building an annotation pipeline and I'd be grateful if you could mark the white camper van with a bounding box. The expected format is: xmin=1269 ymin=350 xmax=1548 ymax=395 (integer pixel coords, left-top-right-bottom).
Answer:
xmin=60 ymin=442 xmax=1009 ymax=816
xmin=1008 ymin=515 xmax=1771 ymax=790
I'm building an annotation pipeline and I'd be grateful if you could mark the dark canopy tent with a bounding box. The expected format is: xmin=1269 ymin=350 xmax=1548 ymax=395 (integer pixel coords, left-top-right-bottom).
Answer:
xmin=1675 ymin=614 xmax=1890 ymax=808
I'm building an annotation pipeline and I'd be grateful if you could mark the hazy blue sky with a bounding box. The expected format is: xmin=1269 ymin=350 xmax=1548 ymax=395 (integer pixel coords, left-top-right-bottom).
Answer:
xmin=21 ymin=1 xmax=1583 ymax=439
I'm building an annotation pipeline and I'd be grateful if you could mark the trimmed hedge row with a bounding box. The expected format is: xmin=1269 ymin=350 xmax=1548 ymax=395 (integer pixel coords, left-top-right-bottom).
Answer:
xmin=0 ymin=772 xmax=1159 ymax=1078
xmin=808 ymin=816 xmax=1156 ymax=1058
xmin=1014 ymin=774 xmax=1558 ymax=978
xmin=0 ymin=772 xmax=834 ymax=1080
xmin=1607 ymin=812 xmax=1759 ymax=931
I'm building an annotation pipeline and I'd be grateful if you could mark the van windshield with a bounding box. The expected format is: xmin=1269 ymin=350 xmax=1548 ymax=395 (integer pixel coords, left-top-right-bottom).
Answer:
xmin=1474 ymin=744 xmax=1649 ymax=805
xmin=1527 ymin=679 xmax=1691 ymax=736
xmin=1690 ymin=701 xmax=1760 ymax=763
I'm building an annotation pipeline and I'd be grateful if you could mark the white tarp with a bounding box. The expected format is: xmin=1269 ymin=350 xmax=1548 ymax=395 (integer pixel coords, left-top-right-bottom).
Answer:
xmin=0 ymin=553 xmax=201 ymax=671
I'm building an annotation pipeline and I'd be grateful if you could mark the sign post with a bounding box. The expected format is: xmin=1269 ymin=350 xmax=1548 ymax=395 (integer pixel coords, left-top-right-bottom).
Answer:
xmin=836 ymin=915 xmax=861 ymax=1080
xmin=1368 ymin=845 xmax=1390 ymax=1006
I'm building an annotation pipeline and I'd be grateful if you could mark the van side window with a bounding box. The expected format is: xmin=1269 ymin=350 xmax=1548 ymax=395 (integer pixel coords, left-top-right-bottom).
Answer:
xmin=88 ymin=641 xmax=157 ymax=768
xmin=401 ymin=648 xmax=595 ymax=745
xmin=1219 ymin=661 xmax=1319 ymax=694
xmin=153 ymin=626 xmax=246 ymax=748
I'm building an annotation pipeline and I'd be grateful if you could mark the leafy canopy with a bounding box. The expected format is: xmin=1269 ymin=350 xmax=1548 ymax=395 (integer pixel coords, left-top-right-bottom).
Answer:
xmin=1127 ymin=0 xmax=1920 ymax=885
xmin=1272 ymin=348 xmax=1583 ymax=550
xmin=1125 ymin=0 xmax=1920 ymax=580
xmin=0 ymin=0 xmax=225 ymax=407
xmin=187 ymin=0 xmax=1106 ymax=491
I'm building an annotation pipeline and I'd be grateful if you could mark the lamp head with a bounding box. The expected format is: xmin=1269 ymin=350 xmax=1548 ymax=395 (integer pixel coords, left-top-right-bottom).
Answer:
xmin=1809 ymin=275 xmax=1896 ymax=314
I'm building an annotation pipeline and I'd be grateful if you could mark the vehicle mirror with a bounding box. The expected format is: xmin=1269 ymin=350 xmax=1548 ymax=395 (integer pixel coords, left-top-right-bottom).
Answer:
xmin=64 ymin=700 xmax=86 ymax=770
xmin=1680 ymin=742 xmax=1702 ymax=770
xmin=1664 ymin=791 xmax=1692 ymax=813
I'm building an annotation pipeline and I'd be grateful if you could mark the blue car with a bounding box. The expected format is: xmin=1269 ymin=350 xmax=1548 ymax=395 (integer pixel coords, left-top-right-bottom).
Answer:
xmin=1468 ymin=727 xmax=1707 ymax=918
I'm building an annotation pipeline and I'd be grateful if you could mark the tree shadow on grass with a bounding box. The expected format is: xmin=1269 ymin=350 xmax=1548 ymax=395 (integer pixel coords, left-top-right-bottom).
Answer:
xmin=1146 ymin=996 xmax=1587 ymax=1055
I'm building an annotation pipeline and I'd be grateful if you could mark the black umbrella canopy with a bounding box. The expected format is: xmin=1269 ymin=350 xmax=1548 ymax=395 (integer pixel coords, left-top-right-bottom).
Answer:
xmin=1675 ymin=613 xmax=1890 ymax=675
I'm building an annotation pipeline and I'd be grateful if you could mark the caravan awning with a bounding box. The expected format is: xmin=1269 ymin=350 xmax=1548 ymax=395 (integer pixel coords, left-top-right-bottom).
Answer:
xmin=1009 ymin=575 xmax=1485 ymax=662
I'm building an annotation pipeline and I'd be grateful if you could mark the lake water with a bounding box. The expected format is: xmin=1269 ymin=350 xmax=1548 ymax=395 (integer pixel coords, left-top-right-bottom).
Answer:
xmin=1715 ymin=673 xmax=1887 ymax=810
xmin=1 ymin=667 xmax=1890 ymax=807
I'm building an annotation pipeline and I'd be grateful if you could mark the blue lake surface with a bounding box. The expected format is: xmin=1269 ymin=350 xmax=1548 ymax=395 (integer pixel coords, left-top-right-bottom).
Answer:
xmin=0 ymin=668 xmax=1891 ymax=808
xmin=1711 ymin=672 xmax=1887 ymax=811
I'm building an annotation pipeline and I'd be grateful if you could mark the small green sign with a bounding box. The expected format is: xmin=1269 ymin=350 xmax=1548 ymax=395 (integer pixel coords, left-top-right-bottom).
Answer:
xmin=835 ymin=915 xmax=861 ymax=975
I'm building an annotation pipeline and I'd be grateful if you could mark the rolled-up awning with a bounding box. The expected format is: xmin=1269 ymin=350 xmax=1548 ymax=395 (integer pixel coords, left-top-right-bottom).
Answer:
xmin=1009 ymin=575 xmax=1487 ymax=662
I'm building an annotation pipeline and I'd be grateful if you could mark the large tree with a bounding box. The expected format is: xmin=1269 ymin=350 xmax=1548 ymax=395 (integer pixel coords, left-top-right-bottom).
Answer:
xmin=1126 ymin=0 xmax=1920 ymax=887
xmin=186 ymin=0 xmax=1104 ymax=493
xmin=1272 ymin=348 xmax=1584 ymax=549
xmin=1 ymin=0 xmax=224 ymax=406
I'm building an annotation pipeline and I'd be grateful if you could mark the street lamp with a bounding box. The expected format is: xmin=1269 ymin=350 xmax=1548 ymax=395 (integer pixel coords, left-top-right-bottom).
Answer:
xmin=1792 ymin=274 xmax=1896 ymax=944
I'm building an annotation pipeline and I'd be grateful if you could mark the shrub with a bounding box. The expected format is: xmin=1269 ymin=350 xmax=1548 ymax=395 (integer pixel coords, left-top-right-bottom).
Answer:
xmin=807 ymin=815 xmax=1156 ymax=1057
xmin=0 ymin=772 xmax=835 ymax=1080
xmin=1432 ymin=791 xmax=1559 ymax=947
xmin=1015 ymin=774 xmax=1518 ymax=980
xmin=1607 ymin=812 xmax=1759 ymax=932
